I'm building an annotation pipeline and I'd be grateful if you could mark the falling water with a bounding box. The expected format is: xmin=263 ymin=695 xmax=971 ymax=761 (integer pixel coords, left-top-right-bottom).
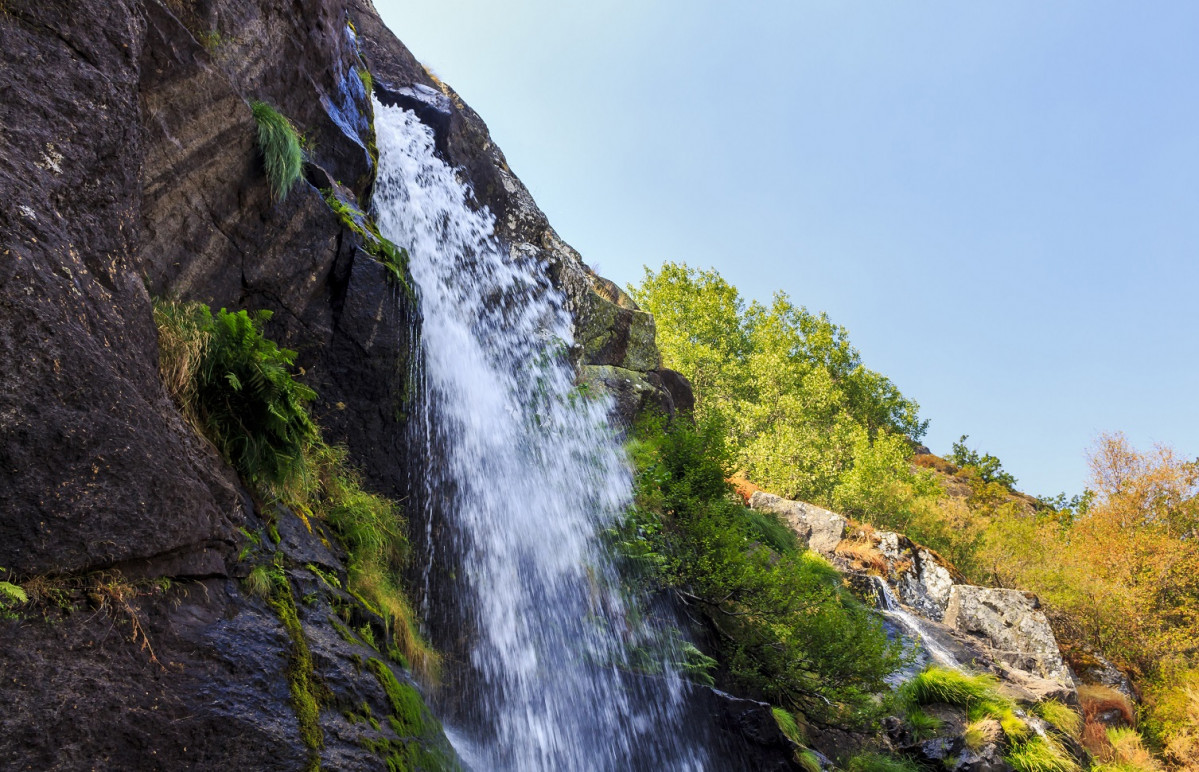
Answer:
xmin=871 ymin=576 xmax=962 ymax=682
xmin=371 ymin=101 xmax=705 ymax=771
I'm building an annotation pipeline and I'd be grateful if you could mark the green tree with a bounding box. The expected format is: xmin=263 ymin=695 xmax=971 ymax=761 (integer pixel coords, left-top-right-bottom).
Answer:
xmin=629 ymin=261 xmax=927 ymax=505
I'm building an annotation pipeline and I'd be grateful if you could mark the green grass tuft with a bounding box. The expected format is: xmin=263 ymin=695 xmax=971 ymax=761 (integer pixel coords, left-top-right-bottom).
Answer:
xmin=743 ymin=507 xmax=800 ymax=554
xmin=799 ymin=749 xmax=822 ymax=772
xmin=901 ymin=666 xmax=1007 ymax=710
xmin=847 ymin=752 xmax=922 ymax=772
xmin=772 ymin=706 xmax=804 ymax=744
xmin=244 ymin=565 xmax=274 ymax=599
xmin=906 ymin=706 xmax=944 ymax=740
xmin=1035 ymin=699 xmax=1083 ymax=738
xmin=1006 ymin=736 xmax=1079 ymax=772
xmin=250 ymin=100 xmax=303 ymax=201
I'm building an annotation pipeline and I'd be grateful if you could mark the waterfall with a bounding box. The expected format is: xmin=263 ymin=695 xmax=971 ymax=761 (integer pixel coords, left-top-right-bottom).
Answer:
xmin=871 ymin=576 xmax=962 ymax=678
xmin=371 ymin=101 xmax=705 ymax=771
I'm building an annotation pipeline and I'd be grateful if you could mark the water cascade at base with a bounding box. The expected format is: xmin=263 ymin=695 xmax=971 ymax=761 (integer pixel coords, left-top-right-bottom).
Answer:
xmin=371 ymin=101 xmax=705 ymax=771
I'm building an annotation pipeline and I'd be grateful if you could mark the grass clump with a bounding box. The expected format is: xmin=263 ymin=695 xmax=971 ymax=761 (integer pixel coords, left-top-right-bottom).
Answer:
xmin=799 ymin=749 xmax=822 ymax=772
xmin=1034 ymin=699 xmax=1082 ymax=738
xmin=905 ymin=706 xmax=943 ymax=740
xmin=773 ymin=706 xmax=804 ymax=744
xmin=899 ymin=666 xmax=1003 ymax=708
xmin=846 ymin=752 xmax=922 ymax=772
xmin=1101 ymin=728 xmax=1161 ymax=771
xmin=1006 ymin=736 xmax=1079 ymax=772
xmin=244 ymin=565 xmax=274 ymax=600
xmin=963 ymin=717 xmax=1001 ymax=750
xmin=250 ymin=100 xmax=303 ymax=201
xmin=154 ymin=299 xmax=437 ymax=685
xmin=743 ymin=507 xmax=800 ymax=554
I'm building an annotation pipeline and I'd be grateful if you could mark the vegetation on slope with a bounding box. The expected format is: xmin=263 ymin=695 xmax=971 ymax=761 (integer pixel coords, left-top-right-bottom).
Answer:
xmin=154 ymin=300 xmax=438 ymax=681
xmin=620 ymin=413 xmax=906 ymax=723
xmin=632 ymin=260 xmax=1199 ymax=769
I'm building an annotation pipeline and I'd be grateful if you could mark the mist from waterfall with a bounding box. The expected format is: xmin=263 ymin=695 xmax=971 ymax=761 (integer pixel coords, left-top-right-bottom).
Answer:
xmin=371 ymin=100 xmax=705 ymax=771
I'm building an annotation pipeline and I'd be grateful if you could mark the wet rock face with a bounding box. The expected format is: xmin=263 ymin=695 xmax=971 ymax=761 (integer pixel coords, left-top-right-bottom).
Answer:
xmin=748 ymin=492 xmax=847 ymax=555
xmin=944 ymin=586 xmax=1073 ymax=686
xmin=0 ymin=0 xmax=243 ymax=577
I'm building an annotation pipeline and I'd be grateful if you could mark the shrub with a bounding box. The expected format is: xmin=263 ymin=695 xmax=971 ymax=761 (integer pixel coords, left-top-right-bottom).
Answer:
xmin=949 ymin=435 xmax=1017 ymax=489
xmin=624 ymin=414 xmax=906 ymax=722
xmin=250 ymin=100 xmax=303 ymax=200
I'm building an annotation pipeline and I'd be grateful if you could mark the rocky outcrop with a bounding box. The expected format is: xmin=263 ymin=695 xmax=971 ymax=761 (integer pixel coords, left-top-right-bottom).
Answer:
xmin=943 ymin=586 xmax=1073 ymax=686
xmin=0 ymin=0 xmax=433 ymax=767
xmin=749 ymin=492 xmax=847 ymax=555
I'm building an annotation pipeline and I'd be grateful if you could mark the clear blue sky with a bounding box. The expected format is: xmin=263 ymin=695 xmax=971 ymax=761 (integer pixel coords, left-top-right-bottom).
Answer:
xmin=374 ymin=0 xmax=1199 ymax=497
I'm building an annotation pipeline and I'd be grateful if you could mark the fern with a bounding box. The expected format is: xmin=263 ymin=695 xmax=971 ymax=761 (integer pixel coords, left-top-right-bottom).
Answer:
xmin=0 ymin=581 xmax=27 ymax=606
xmin=250 ymin=100 xmax=303 ymax=201
xmin=194 ymin=308 xmax=318 ymax=488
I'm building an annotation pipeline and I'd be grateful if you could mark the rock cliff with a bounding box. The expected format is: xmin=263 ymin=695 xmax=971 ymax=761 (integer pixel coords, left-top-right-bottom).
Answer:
xmin=0 ymin=0 xmax=686 ymax=768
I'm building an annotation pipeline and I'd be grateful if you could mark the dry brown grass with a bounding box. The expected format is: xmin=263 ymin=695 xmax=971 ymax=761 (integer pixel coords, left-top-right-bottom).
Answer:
xmin=728 ymin=474 xmax=763 ymax=504
xmin=1080 ymin=683 xmax=1136 ymax=727
xmin=964 ymin=717 xmax=1001 ymax=750
xmin=153 ymin=299 xmax=210 ymax=428
xmin=913 ymin=453 xmax=959 ymax=475
xmin=835 ymin=526 xmax=888 ymax=574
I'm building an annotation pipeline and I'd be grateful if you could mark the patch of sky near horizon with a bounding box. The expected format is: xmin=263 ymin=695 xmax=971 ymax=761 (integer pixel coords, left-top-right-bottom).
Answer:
xmin=374 ymin=0 xmax=1199 ymax=498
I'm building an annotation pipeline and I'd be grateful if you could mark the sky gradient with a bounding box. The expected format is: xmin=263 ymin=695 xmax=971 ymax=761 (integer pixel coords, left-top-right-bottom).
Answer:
xmin=374 ymin=0 xmax=1199 ymax=497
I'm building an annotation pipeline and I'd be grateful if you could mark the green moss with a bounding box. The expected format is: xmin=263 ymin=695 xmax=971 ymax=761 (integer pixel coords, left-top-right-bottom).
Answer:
xmin=799 ymin=749 xmax=822 ymax=772
xmin=322 ymin=190 xmax=413 ymax=297
xmin=250 ymin=100 xmax=303 ymax=200
xmin=268 ymin=574 xmax=325 ymax=771
xmin=364 ymin=658 xmax=458 ymax=771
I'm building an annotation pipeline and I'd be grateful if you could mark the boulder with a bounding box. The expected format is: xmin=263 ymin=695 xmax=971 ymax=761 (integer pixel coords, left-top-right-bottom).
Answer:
xmin=943 ymin=586 xmax=1072 ymax=685
xmin=748 ymin=493 xmax=846 ymax=555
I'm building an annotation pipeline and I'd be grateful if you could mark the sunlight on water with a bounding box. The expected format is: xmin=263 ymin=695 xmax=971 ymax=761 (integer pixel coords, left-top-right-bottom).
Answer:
xmin=372 ymin=101 xmax=704 ymax=771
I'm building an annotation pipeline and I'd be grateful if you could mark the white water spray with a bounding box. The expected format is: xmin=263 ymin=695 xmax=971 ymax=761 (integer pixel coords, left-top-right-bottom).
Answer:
xmin=371 ymin=101 xmax=704 ymax=771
